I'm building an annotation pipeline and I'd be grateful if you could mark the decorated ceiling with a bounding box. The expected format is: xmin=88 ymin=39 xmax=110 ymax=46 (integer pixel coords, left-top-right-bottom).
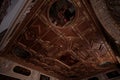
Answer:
xmin=2 ymin=0 xmax=118 ymax=80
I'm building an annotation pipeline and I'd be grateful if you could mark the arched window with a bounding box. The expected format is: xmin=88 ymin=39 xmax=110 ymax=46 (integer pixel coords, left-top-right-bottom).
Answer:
xmin=13 ymin=66 xmax=31 ymax=76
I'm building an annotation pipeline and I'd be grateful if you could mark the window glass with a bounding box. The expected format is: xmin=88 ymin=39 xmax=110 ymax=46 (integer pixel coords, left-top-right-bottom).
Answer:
xmin=106 ymin=71 xmax=120 ymax=79
xmin=40 ymin=74 xmax=50 ymax=80
xmin=88 ymin=77 xmax=99 ymax=80
xmin=13 ymin=66 xmax=31 ymax=76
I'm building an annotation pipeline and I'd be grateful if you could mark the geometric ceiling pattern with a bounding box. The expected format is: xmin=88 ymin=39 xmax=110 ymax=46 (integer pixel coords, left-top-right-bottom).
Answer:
xmin=3 ymin=0 xmax=118 ymax=79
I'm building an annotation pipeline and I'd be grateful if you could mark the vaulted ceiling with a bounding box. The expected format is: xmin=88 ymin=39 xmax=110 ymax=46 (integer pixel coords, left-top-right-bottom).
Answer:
xmin=1 ymin=0 xmax=119 ymax=80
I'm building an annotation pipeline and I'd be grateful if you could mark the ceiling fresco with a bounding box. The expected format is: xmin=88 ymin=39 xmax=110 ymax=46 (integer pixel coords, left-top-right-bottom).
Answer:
xmin=2 ymin=0 xmax=118 ymax=80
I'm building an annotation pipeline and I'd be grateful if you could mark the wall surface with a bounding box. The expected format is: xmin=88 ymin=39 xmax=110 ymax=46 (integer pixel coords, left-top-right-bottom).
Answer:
xmin=0 ymin=57 xmax=59 ymax=80
xmin=82 ymin=69 xmax=120 ymax=80
xmin=0 ymin=0 xmax=27 ymax=33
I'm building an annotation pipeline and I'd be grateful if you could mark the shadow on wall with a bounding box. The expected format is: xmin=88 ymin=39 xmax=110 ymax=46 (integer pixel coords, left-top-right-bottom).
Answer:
xmin=0 ymin=0 xmax=19 ymax=41
xmin=0 ymin=29 xmax=7 ymax=42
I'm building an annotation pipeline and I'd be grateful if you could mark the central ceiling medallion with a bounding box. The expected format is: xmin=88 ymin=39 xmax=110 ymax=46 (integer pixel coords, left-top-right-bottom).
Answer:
xmin=49 ymin=0 xmax=75 ymax=27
